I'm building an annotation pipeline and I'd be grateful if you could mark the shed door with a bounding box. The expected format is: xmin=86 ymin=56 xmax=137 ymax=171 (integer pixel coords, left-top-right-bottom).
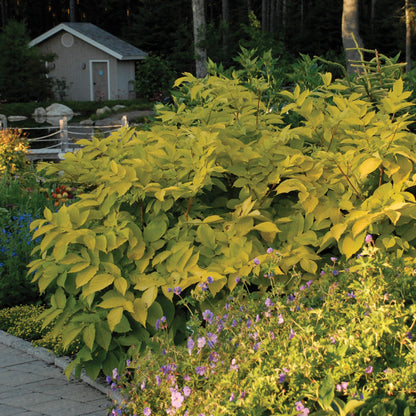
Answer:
xmin=92 ymin=62 xmax=109 ymax=101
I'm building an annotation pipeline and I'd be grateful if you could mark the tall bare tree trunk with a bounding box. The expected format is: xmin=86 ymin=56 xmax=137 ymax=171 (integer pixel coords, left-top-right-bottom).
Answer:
xmin=69 ymin=0 xmax=76 ymax=22
xmin=192 ymin=0 xmax=207 ymax=78
xmin=270 ymin=0 xmax=276 ymax=34
xmin=222 ymin=0 xmax=229 ymax=56
xmin=262 ymin=0 xmax=268 ymax=32
xmin=371 ymin=0 xmax=376 ymax=33
xmin=342 ymin=0 xmax=364 ymax=74
xmin=406 ymin=0 xmax=412 ymax=72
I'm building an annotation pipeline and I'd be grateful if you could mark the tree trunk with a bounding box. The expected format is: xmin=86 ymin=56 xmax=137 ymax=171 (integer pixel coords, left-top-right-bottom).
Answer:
xmin=406 ymin=0 xmax=412 ymax=72
xmin=342 ymin=0 xmax=364 ymax=74
xmin=192 ymin=0 xmax=207 ymax=78
xmin=262 ymin=0 xmax=268 ymax=32
xmin=69 ymin=0 xmax=76 ymax=22
xmin=222 ymin=0 xmax=229 ymax=56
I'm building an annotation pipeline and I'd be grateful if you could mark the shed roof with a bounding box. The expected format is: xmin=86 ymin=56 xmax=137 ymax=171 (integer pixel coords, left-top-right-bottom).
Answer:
xmin=29 ymin=22 xmax=147 ymax=61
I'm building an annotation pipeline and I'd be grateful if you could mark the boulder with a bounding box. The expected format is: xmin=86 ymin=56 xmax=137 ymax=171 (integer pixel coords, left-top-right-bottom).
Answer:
xmin=96 ymin=106 xmax=111 ymax=116
xmin=46 ymin=103 xmax=74 ymax=117
xmin=32 ymin=107 xmax=47 ymax=123
xmin=112 ymin=104 xmax=126 ymax=112
xmin=8 ymin=115 xmax=27 ymax=122
xmin=32 ymin=107 xmax=47 ymax=118
xmin=79 ymin=118 xmax=94 ymax=126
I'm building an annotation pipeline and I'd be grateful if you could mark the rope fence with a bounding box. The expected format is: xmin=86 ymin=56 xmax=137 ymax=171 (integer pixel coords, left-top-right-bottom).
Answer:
xmin=6 ymin=115 xmax=129 ymax=161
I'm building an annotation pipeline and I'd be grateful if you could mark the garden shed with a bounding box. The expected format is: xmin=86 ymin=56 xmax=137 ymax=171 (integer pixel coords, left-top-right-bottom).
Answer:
xmin=29 ymin=22 xmax=147 ymax=101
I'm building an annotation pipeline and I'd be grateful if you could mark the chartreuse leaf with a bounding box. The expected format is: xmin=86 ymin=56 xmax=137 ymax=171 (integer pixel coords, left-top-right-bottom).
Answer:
xmin=83 ymin=323 xmax=96 ymax=351
xmin=107 ymin=307 xmax=123 ymax=332
xmin=75 ymin=266 xmax=98 ymax=288
xmin=340 ymin=232 xmax=366 ymax=259
xmin=143 ymin=218 xmax=168 ymax=242
xmin=318 ymin=373 xmax=335 ymax=410
xmin=131 ymin=298 xmax=148 ymax=327
xmin=62 ymin=323 xmax=84 ymax=350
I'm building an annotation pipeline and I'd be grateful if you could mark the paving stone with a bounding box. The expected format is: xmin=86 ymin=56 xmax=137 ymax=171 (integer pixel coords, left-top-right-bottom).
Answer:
xmin=0 ymin=334 xmax=112 ymax=416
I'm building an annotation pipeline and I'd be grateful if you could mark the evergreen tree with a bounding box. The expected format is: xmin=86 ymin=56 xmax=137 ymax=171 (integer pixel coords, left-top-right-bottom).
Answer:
xmin=0 ymin=21 xmax=53 ymax=102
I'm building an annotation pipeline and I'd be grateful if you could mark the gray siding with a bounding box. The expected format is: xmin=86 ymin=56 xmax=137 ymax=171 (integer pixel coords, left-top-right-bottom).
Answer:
xmin=37 ymin=32 xmax=134 ymax=101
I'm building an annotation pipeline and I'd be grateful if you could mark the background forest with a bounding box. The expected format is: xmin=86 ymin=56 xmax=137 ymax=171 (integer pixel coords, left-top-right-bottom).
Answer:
xmin=0 ymin=0 xmax=412 ymax=77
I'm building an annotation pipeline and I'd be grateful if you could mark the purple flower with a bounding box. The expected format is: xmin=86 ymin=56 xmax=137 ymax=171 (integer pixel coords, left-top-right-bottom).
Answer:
xmin=333 ymin=269 xmax=339 ymax=276
xmin=171 ymin=390 xmax=184 ymax=409
xmin=112 ymin=368 xmax=118 ymax=379
xmin=202 ymin=309 xmax=214 ymax=324
xmin=267 ymin=247 xmax=274 ymax=254
xmin=365 ymin=234 xmax=373 ymax=244
xmin=278 ymin=314 xmax=284 ymax=324
xmin=407 ymin=332 xmax=412 ymax=340
xmin=197 ymin=336 xmax=206 ymax=349
xmin=143 ymin=407 xmax=152 ymax=416
xmin=235 ymin=276 xmax=240 ymax=284
xmin=247 ymin=318 xmax=252 ymax=328
xmin=207 ymin=332 xmax=218 ymax=348
xmin=156 ymin=375 xmax=161 ymax=386
xmin=329 ymin=336 xmax=336 ymax=344
xmin=253 ymin=258 xmax=260 ymax=265
xmin=183 ymin=386 xmax=191 ymax=398
xmin=330 ymin=257 xmax=337 ymax=262
xmin=295 ymin=401 xmax=310 ymax=416
xmin=196 ymin=366 xmax=206 ymax=376
xmin=265 ymin=297 xmax=273 ymax=307
xmin=229 ymin=392 xmax=235 ymax=402
xmin=336 ymin=382 xmax=348 ymax=392
xmin=106 ymin=375 xmax=112 ymax=384
xmin=199 ymin=282 xmax=208 ymax=291
xmin=140 ymin=380 xmax=146 ymax=390
xmin=289 ymin=328 xmax=295 ymax=340
xmin=187 ymin=337 xmax=195 ymax=355
xmin=155 ymin=316 xmax=167 ymax=331
xmin=347 ymin=291 xmax=355 ymax=298
xmin=365 ymin=366 xmax=373 ymax=374
xmin=278 ymin=373 xmax=286 ymax=383
xmin=306 ymin=279 xmax=313 ymax=288
xmin=207 ymin=276 xmax=214 ymax=284
xmin=173 ymin=286 xmax=182 ymax=295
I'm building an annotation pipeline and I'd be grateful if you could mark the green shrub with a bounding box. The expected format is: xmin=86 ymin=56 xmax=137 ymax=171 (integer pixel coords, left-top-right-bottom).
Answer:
xmin=30 ymin=51 xmax=416 ymax=380
xmin=135 ymin=54 xmax=176 ymax=100
xmin=107 ymin=243 xmax=416 ymax=415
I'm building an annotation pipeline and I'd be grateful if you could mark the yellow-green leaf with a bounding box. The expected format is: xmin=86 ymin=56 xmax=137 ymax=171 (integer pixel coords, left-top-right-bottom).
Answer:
xmin=142 ymin=286 xmax=158 ymax=308
xmin=131 ymin=298 xmax=148 ymax=327
xmin=197 ymin=224 xmax=216 ymax=250
xmin=107 ymin=307 xmax=123 ymax=332
xmin=114 ymin=277 xmax=128 ymax=295
xmin=340 ymin=233 xmax=365 ymax=259
xmin=254 ymin=222 xmax=281 ymax=233
xmin=84 ymin=273 xmax=115 ymax=296
xmin=359 ymin=157 xmax=381 ymax=178
xmin=83 ymin=323 xmax=96 ymax=351
xmin=75 ymin=266 xmax=98 ymax=288
xmin=143 ymin=219 xmax=167 ymax=243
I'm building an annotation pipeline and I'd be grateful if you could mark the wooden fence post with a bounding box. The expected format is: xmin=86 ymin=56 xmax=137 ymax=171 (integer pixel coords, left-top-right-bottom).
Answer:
xmin=60 ymin=117 xmax=68 ymax=153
